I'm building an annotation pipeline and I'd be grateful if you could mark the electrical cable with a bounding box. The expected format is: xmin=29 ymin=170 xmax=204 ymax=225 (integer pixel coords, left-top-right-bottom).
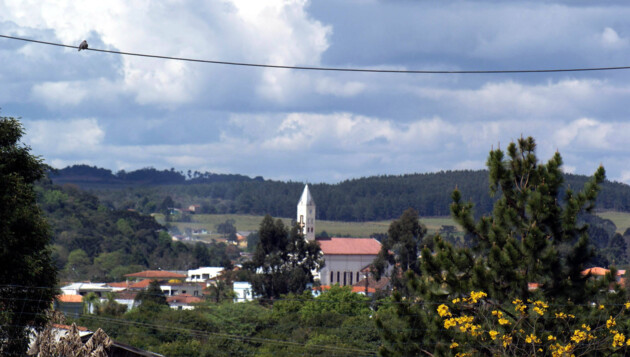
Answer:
xmin=3 ymin=34 xmax=630 ymax=74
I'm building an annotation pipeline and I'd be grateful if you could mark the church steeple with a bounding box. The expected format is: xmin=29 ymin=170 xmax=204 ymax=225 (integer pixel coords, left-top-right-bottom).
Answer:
xmin=297 ymin=185 xmax=316 ymax=241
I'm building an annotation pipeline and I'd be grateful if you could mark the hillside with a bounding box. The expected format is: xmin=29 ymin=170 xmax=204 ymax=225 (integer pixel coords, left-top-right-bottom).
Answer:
xmin=50 ymin=165 xmax=630 ymax=222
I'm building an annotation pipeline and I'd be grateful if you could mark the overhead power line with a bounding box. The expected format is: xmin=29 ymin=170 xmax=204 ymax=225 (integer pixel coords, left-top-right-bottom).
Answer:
xmin=3 ymin=33 xmax=630 ymax=74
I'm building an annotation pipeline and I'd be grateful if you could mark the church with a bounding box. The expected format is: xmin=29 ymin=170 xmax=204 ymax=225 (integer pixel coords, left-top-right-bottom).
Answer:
xmin=297 ymin=185 xmax=382 ymax=286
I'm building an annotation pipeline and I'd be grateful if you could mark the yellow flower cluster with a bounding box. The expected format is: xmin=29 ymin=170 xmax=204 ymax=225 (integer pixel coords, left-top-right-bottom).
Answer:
xmin=450 ymin=342 xmax=459 ymax=349
xmin=443 ymin=315 xmax=481 ymax=335
xmin=512 ymin=298 xmax=527 ymax=315
xmin=488 ymin=330 xmax=499 ymax=341
xmin=501 ymin=334 xmax=512 ymax=348
xmin=463 ymin=291 xmax=487 ymax=304
xmin=625 ymin=301 xmax=630 ymax=309
xmin=554 ymin=312 xmax=574 ymax=319
xmin=611 ymin=331 xmax=626 ymax=348
xmin=606 ymin=316 xmax=616 ymax=330
xmin=532 ymin=300 xmax=548 ymax=316
xmin=549 ymin=342 xmax=574 ymax=357
xmin=570 ymin=327 xmax=594 ymax=344
xmin=437 ymin=304 xmax=451 ymax=317
xmin=491 ymin=310 xmax=511 ymax=325
xmin=525 ymin=334 xmax=541 ymax=344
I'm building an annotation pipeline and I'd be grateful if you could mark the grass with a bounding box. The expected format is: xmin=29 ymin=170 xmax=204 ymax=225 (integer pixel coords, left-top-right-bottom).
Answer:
xmin=596 ymin=211 xmax=630 ymax=234
xmin=154 ymin=211 xmax=630 ymax=238
xmin=154 ymin=213 xmax=461 ymax=238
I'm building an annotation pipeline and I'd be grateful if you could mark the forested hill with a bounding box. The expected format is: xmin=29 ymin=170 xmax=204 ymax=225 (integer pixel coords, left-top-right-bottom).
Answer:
xmin=49 ymin=164 xmax=261 ymax=186
xmin=49 ymin=165 xmax=630 ymax=221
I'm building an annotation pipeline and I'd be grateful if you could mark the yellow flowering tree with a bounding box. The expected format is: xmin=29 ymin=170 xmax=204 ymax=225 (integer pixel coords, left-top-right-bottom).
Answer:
xmin=438 ymin=292 xmax=630 ymax=356
xmin=376 ymin=137 xmax=626 ymax=356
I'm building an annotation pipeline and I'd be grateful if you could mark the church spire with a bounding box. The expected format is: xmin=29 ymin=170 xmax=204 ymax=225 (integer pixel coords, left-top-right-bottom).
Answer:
xmin=297 ymin=185 xmax=316 ymax=241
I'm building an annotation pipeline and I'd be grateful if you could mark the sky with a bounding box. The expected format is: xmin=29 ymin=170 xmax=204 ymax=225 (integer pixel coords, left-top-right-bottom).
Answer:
xmin=2 ymin=0 xmax=630 ymax=183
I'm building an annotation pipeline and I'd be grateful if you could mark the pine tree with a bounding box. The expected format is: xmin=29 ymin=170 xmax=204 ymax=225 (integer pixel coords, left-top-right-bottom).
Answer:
xmin=0 ymin=116 xmax=57 ymax=356
xmin=377 ymin=136 xmax=618 ymax=356
xmin=373 ymin=207 xmax=426 ymax=293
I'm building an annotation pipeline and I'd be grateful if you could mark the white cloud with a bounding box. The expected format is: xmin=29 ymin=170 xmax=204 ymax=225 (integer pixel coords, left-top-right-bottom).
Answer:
xmin=601 ymin=27 xmax=628 ymax=50
xmin=1 ymin=0 xmax=332 ymax=106
xmin=315 ymin=77 xmax=365 ymax=97
xmin=24 ymin=118 xmax=105 ymax=154
xmin=31 ymin=81 xmax=88 ymax=107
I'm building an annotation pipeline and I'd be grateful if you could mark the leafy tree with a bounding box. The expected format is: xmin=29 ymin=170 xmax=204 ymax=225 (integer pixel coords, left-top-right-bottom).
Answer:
xmin=248 ymin=215 xmax=323 ymax=299
xmin=206 ymin=281 xmax=235 ymax=303
xmin=215 ymin=219 xmax=237 ymax=242
xmin=373 ymin=207 xmax=426 ymax=292
xmin=0 ymin=116 xmax=57 ymax=356
xmin=134 ymin=280 xmax=168 ymax=308
xmin=377 ymin=136 xmax=618 ymax=356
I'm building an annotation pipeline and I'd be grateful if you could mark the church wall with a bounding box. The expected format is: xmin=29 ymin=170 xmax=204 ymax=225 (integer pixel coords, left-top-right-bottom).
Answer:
xmin=318 ymin=254 xmax=377 ymax=286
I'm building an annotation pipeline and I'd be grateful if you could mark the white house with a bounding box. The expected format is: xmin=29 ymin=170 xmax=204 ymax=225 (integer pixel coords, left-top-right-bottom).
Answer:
xmin=187 ymin=267 xmax=224 ymax=284
xmin=233 ymin=281 xmax=255 ymax=302
xmin=296 ymin=185 xmax=382 ymax=287
xmin=60 ymin=282 xmax=114 ymax=297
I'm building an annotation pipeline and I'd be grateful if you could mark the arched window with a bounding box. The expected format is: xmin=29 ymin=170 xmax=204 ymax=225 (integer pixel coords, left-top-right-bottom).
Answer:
xmin=337 ymin=271 xmax=340 ymax=284
xmin=330 ymin=271 xmax=334 ymax=283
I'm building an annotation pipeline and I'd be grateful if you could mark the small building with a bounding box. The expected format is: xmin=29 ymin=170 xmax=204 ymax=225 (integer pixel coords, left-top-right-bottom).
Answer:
xmin=187 ymin=267 xmax=225 ymax=283
xmin=54 ymin=294 xmax=84 ymax=316
xmin=167 ymin=294 xmax=202 ymax=310
xmin=60 ymin=282 xmax=114 ymax=297
xmin=233 ymin=282 xmax=255 ymax=302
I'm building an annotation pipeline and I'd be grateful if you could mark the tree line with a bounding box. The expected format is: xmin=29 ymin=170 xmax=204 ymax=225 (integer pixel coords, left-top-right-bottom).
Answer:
xmin=51 ymin=165 xmax=630 ymax=222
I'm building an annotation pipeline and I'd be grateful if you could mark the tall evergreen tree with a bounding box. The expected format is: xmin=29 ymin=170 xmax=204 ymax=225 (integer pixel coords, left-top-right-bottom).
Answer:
xmin=377 ymin=137 xmax=618 ymax=356
xmin=0 ymin=116 xmax=57 ymax=356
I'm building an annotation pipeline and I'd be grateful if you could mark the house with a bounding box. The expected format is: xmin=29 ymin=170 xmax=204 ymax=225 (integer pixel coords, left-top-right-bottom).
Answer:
xmin=297 ymin=185 xmax=383 ymax=287
xmin=233 ymin=281 xmax=255 ymax=302
xmin=54 ymin=294 xmax=84 ymax=316
xmin=60 ymin=282 xmax=114 ymax=297
xmin=167 ymin=294 xmax=202 ymax=310
xmin=187 ymin=267 xmax=225 ymax=284
xmin=187 ymin=204 xmax=202 ymax=213
xmin=582 ymin=267 xmax=626 ymax=287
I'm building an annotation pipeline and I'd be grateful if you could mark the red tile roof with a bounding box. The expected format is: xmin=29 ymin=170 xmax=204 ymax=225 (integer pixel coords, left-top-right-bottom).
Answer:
xmin=56 ymin=294 xmax=83 ymax=303
xmin=316 ymin=237 xmax=381 ymax=255
xmin=582 ymin=267 xmax=626 ymax=276
xmin=108 ymin=281 xmax=132 ymax=288
xmin=125 ymin=270 xmax=186 ymax=279
xmin=52 ymin=323 xmax=90 ymax=332
xmin=129 ymin=279 xmax=153 ymax=289
xmin=167 ymin=294 xmax=202 ymax=304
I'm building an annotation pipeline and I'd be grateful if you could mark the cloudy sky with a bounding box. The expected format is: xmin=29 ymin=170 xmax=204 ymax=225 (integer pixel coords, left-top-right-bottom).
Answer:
xmin=2 ymin=0 xmax=630 ymax=183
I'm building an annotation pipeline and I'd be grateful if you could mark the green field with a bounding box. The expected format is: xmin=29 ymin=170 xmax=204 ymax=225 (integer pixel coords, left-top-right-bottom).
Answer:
xmin=597 ymin=211 xmax=630 ymax=233
xmin=155 ymin=211 xmax=630 ymax=239
xmin=155 ymin=213 xmax=461 ymax=238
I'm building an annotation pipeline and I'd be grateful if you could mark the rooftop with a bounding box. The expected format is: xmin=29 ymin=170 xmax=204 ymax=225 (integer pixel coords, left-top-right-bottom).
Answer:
xmin=316 ymin=237 xmax=381 ymax=255
xmin=125 ymin=270 xmax=187 ymax=279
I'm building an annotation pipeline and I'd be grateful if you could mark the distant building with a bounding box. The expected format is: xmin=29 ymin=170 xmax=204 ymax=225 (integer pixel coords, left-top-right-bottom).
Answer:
xmin=233 ymin=282 xmax=255 ymax=302
xmin=296 ymin=185 xmax=383 ymax=287
xmin=60 ymin=282 xmax=114 ymax=297
xmin=124 ymin=270 xmax=187 ymax=282
xmin=187 ymin=267 xmax=224 ymax=284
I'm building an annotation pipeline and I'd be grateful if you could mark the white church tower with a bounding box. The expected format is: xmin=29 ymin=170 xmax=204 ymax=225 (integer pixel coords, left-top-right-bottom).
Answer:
xmin=297 ymin=185 xmax=316 ymax=241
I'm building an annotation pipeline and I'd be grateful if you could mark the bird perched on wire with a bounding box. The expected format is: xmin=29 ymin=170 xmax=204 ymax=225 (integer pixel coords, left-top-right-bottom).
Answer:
xmin=78 ymin=40 xmax=88 ymax=51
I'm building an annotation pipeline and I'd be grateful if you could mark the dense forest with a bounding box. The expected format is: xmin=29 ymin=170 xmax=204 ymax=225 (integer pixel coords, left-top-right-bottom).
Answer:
xmin=50 ymin=165 xmax=630 ymax=221
xmin=36 ymin=179 xmax=239 ymax=282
